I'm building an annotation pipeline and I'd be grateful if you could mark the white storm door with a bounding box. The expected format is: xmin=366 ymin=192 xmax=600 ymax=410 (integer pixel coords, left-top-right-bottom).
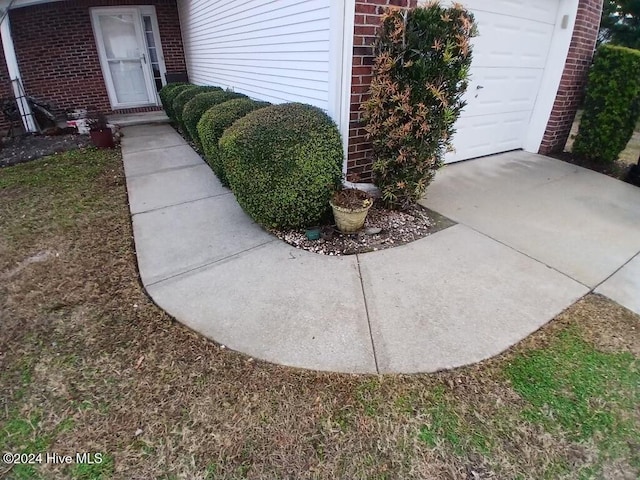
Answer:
xmin=91 ymin=8 xmax=157 ymax=108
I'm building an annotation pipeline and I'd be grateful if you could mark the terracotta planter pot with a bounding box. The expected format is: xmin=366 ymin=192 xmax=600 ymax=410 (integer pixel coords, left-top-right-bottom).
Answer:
xmin=90 ymin=128 xmax=114 ymax=149
xmin=330 ymin=201 xmax=372 ymax=233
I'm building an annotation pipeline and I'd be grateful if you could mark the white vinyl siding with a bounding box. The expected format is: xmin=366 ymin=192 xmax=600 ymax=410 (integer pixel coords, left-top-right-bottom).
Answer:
xmin=177 ymin=0 xmax=331 ymax=111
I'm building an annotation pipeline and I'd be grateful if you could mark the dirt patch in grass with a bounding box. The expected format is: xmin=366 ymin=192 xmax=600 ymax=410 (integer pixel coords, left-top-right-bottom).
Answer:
xmin=0 ymin=133 xmax=91 ymax=168
xmin=1 ymin=149 xmax=638 ymax=479
xmin=619 ymin=130 xmax=640 ymax=166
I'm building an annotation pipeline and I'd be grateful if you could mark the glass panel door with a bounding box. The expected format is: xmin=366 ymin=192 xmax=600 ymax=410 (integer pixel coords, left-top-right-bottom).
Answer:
xmin=142 ymin=15 xmax=164 ymax=94
xmin=92 ymin=9 xmax=156 ymax=108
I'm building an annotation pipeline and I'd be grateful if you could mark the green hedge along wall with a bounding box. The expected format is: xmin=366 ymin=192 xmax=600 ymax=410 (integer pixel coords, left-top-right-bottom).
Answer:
xmin=573 ymin=44 xmax=640 ymax=164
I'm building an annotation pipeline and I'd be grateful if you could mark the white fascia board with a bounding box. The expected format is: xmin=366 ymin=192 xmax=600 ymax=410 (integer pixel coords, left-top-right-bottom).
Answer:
xmin=524 ymin=0 xmax=580 ymax=152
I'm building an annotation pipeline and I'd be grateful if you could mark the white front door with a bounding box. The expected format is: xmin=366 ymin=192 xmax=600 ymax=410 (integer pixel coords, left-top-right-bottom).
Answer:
xmin=91 ymin=8 xmax=158 ymax=108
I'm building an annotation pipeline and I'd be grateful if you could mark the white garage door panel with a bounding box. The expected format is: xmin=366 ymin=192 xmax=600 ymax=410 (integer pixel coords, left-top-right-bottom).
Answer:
xmin=445 ymin=0 xmax=560 ymax=164
xmin=453 ymin=0 xmax=559 ymax=24
xmin=449 ymin=112 xmax=531 ymax=162
xmin=470 ymin=11 xmax=555 ymax=69
xmin=461 ymin=68 xmax=544 ymax=118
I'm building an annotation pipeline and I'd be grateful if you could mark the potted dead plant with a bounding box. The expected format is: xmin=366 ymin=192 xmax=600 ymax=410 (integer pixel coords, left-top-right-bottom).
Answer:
xmin=329 ymin=188 xmax=374 ymax=233
xmin=87 ymin=113 xmax=114 ymax=148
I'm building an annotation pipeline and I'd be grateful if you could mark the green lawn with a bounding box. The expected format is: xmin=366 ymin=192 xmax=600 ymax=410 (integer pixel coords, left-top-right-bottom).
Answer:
xmin=0 ymin=149 xmax=638 ymax=479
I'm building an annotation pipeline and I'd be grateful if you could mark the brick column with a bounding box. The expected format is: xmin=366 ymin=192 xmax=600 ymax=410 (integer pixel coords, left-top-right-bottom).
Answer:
xmin=539 ymin=0 xmax=604 ymax=154
xmin=346 ymin=0 xmax=417 ymax=183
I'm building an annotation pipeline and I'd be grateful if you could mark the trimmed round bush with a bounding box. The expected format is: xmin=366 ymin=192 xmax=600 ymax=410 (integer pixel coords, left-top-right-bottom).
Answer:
xmin=183 ymin=91 xmax=247 ymax=144
xmin=220 ymin=103 xmax=343 ymax=229
xmin=160 ymin=83 xmax=191 ymax=119
xmin=197 ymin=98 xmax=270 ymax=185
xmin=172 ymin=85 xmax=221 ymax=126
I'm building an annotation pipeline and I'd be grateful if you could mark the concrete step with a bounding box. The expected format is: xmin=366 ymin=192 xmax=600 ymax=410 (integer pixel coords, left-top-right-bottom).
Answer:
xmin=108 ymin=111 xmax=170 ymax=127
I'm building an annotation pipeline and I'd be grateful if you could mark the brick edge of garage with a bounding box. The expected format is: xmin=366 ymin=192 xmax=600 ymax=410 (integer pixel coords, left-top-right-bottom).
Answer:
xmin=539 ymin=0 xmax=604 ymax=155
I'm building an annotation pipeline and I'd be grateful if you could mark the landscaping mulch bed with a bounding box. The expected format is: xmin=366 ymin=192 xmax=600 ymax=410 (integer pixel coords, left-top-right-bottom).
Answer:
xmin=271 ymin=203 xmax=456 ymax=255
xmin=0 ymin=132 xmax=91 ymax=168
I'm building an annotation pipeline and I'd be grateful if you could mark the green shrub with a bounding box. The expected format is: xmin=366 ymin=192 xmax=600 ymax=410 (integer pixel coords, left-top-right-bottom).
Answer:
xmin=197 ymin=98 xmax=270 ymax=185
xmin=183 ymin=91 xmax=247 ymax=144
xmin=220 ymin=103 xmax=343 ymax=229
xmin=363 ymin=4 xmax=476 ymax=208
xmin=573 ymin=45 xmax=640 ymax=164
xmin=172 ymin=86 xmax=221 ymax=127
xmin=160 ymin=83 xmax=191 ymax=119
xmin=159 ymin=82 xmax=187 ymax=105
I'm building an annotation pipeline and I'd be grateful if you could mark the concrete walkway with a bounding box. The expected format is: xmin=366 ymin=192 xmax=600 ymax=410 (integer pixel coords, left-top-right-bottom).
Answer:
xmin=121 ymin=124 xmax=640 ymax=374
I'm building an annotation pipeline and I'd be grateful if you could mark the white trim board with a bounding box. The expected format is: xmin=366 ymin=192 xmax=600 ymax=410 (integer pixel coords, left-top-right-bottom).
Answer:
xmin=329 ymin=0 xmax=356 ymax=174
xmin=524 ymin=0 xmax=579 ymax=152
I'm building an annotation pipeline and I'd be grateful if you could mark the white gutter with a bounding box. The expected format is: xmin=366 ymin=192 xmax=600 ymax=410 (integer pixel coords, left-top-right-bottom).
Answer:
xmin=0 ymin=0 xmax=38 ymax=132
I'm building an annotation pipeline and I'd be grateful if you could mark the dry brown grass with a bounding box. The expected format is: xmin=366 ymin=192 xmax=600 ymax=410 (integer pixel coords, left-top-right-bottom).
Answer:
xmin=619 ymin=130 xmax=640 ymax=166
xmin=0 ymin=149 xmax=638 ymax=480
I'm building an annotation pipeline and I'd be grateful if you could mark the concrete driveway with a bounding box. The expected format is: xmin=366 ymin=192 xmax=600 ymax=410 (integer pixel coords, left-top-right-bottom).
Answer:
xmin=121 ymin=125 xmax=639 ymax=374
xmin=421 ymin=151 xmax=640 ymax=314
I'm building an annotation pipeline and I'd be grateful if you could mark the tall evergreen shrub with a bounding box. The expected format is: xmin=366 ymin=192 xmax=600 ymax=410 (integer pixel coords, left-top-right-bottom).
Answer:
xmin=363 ymin=4 xmax=476 ymax=208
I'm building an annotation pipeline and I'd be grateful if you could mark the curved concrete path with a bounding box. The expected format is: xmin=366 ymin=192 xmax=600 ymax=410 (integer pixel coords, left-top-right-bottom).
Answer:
xmin=121 ymin=124 xmax=640 ymax=374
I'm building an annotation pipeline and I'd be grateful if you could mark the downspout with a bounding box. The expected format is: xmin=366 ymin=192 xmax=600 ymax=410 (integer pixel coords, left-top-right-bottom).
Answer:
xmin=339 ymin=0 xmax=355 ymax=176
xmin=0 ymin=1 xmax=37 ymax=133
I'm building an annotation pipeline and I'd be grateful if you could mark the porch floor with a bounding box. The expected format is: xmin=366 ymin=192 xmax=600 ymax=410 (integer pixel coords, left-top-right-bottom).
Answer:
xmin=108 ymin=111 xmax=169 ymax=127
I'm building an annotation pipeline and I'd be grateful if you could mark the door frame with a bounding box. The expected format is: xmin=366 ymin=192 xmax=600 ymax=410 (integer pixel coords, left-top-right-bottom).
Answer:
xmin=90 ymin=6 xmax=166 ymax=109
xmin=138 ymin=5 xmax=169 ymax=103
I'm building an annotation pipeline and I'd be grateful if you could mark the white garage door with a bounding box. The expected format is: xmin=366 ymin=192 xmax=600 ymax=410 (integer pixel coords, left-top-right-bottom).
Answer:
xmin=445 ymin=0 xmax=561 ymax=163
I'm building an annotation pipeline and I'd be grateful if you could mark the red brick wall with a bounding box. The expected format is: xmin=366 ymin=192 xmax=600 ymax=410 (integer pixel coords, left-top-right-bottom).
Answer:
xmin=539 ymin=0 xmax=603 ymax=154
xmin=8 ymin=0 xmax=185 ymax=118
xmin=347 ymin=0 xmax=417 ymax=182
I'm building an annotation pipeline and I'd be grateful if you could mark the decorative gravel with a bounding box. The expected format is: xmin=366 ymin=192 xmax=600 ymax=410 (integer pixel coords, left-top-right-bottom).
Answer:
xmin=271 ymin=203 xmax=455 ymax=256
